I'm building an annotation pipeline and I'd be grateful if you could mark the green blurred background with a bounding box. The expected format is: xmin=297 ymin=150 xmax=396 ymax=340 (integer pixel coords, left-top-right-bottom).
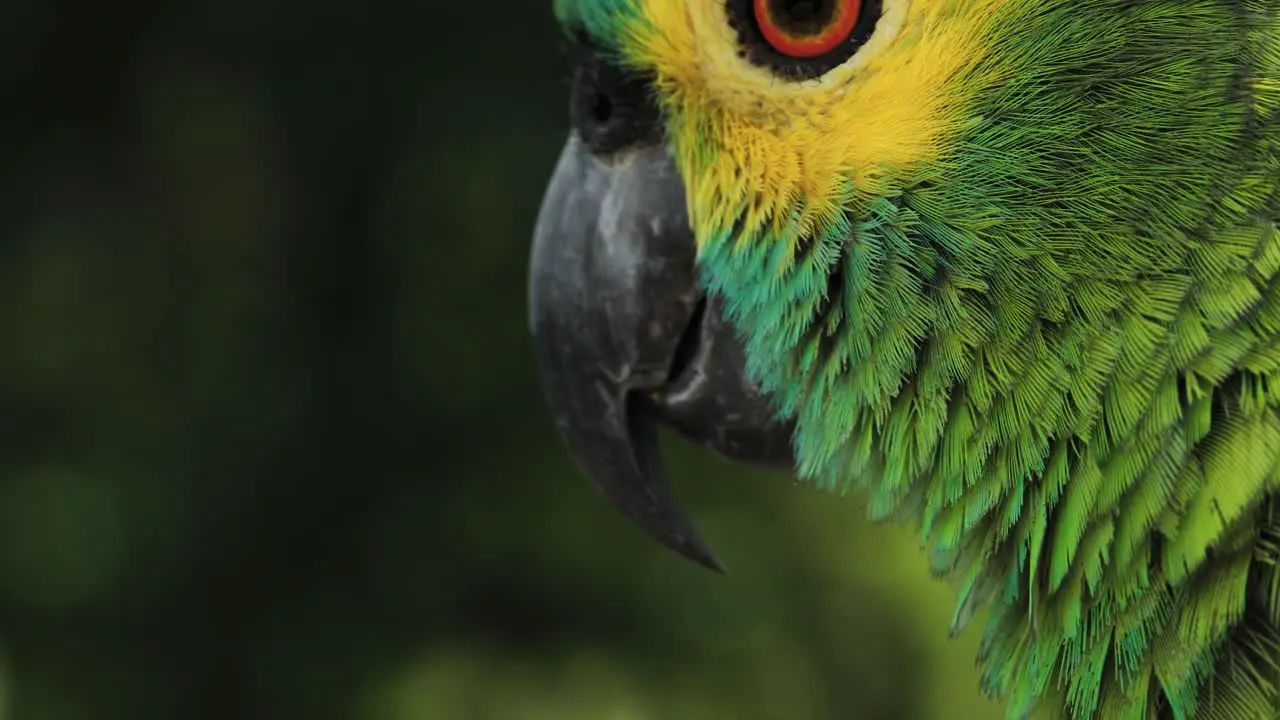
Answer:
xmin=0 ymin=2 xmax=1004 ymax=718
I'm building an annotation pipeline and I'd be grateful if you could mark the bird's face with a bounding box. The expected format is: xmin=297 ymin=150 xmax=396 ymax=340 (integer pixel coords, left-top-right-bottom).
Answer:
xmin=529 ymin=0 xmax=1004 ymax=566
xmin=530 ymin=0 xmax=1233 ymax=566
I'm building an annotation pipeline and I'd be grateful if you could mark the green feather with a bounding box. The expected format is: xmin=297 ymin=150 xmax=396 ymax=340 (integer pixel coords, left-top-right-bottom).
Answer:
xmin=692 ymin=1 xmax=1280 ymax=718
xmin=561 ymin=0 xmax=1280 ymax=716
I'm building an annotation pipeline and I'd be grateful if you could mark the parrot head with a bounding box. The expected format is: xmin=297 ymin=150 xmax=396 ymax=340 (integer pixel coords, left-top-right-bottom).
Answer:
xmin=530 ymin=0 xmax=1267 ymax=565
xmin=530 ymin=1 xmax=1280 ymax=716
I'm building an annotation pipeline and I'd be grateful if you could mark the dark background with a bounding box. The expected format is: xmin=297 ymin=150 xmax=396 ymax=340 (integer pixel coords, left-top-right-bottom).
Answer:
xmin=0 ymin=2 xmax=1002 ymax=718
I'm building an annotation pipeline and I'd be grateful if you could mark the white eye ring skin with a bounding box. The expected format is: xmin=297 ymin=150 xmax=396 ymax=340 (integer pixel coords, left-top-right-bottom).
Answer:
xmin=686 ymin=0 xmax=911 ymax=92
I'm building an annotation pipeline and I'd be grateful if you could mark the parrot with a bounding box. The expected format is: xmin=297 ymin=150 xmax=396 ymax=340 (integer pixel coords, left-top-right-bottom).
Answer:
xmin=526 ymin=0 xmax=1280 ymax=718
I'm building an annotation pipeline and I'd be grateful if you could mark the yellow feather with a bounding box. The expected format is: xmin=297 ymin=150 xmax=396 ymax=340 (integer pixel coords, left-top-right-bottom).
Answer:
xmin=617 ymin=0 xmax=1024 ymax=245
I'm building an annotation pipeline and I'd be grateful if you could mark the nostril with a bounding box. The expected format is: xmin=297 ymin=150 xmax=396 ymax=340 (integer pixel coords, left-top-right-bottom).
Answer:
xmin=570 ymin=52 xmax=661 ymax=156
xmin=591 ymin=92 xmax=614 ymax=125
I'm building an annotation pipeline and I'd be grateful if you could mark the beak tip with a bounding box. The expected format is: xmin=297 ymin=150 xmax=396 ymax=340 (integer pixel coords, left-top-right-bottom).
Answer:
xmin=693 ymin=550 xmax=728 ymax=575
xmin=600 ymin=488 xmax=729 ymax=573
xmin=649 ymin=525 xmax=727 ymax=574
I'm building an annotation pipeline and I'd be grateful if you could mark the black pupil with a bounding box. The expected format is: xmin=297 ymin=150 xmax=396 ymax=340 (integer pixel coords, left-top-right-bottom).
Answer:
xmin=771 ymin=0 xmax=836 ymax=33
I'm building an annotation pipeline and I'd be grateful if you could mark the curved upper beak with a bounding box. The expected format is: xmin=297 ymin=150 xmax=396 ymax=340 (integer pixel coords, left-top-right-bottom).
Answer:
xmin=528 ymin=124 xmax=794 ymax=571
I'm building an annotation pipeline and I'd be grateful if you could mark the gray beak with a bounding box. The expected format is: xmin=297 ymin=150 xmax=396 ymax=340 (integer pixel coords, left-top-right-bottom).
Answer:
xmin=527 ymin=53 xmax=794 ymax=571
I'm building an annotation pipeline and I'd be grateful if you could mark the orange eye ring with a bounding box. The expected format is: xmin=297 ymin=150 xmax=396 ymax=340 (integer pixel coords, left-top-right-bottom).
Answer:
xmin=752 ymin=0 xmax=863 ymax=59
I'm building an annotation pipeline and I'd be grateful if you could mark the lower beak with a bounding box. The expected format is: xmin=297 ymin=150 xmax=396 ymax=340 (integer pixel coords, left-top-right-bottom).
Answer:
xmin=528 ymin=134 xmax=794 ymax=572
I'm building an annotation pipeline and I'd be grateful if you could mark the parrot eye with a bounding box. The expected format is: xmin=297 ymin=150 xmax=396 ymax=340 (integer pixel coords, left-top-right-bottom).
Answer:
xmin=730 ymin=0 xmax=883 ymax=79
xmin=754 ymin=0 xmax=861 ymax=57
